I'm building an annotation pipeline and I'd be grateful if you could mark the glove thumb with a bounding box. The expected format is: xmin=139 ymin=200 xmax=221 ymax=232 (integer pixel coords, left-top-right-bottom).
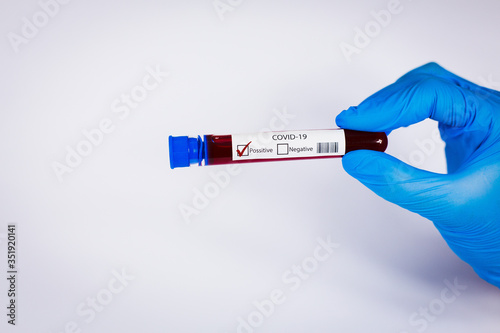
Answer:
xmin=343 ymin=150 xmax=453 ymax=222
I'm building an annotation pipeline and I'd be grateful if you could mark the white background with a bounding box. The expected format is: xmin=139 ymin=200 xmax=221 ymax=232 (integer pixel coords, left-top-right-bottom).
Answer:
xmin=1 ymin=0 xmax=500 ymax=332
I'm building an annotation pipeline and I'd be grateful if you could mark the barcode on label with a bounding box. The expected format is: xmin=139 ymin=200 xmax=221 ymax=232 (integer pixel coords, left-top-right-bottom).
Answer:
xmin=317 ymin=142 xmax=338 ymax=153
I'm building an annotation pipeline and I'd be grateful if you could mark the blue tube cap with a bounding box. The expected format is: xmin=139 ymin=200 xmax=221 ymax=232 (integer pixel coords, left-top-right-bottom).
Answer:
xmin=169 ymin=135 xmax=203 ymax=169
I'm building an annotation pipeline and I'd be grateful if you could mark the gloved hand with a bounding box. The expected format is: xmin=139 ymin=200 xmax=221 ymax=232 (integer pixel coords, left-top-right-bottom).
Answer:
xmin=336 ymin=62 xmax=500 ymax=288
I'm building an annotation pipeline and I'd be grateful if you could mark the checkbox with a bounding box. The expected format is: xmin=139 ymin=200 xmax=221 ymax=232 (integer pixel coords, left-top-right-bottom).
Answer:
xmin=277 ymin=143 xmax=289 ymax=155
xmin=237 ymin=144 xmax=249 ymax=156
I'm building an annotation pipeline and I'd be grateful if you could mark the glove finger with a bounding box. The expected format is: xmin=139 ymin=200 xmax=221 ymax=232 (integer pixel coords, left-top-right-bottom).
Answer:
xmin=403 ymin=62 xmax=500 ymax=99
xmin=336 ymin=62 xmax=484 ymax=133
xmin=400 ymin=62 xmax=476 ymax=89
xmin=342 ymin=150 xmax=453 ymax=222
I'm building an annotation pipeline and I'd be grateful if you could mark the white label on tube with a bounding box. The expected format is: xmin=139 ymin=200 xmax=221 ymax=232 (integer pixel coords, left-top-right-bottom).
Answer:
xmin=231 ymin=129 xmax=346 ymax=161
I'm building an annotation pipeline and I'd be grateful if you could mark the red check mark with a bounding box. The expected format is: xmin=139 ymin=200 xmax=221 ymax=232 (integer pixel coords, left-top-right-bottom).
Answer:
xmin=236 ymin=141 xmax=252 ymax=157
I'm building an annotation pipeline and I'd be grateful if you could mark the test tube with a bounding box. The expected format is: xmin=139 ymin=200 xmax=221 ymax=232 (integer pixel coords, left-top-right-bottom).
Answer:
xmin=169 ymin=129 xmax=387 ymax=169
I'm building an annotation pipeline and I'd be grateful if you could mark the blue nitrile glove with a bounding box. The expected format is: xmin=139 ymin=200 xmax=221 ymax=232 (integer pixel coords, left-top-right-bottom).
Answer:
xmin=336 ymin=62 xmax=500 ymax=288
